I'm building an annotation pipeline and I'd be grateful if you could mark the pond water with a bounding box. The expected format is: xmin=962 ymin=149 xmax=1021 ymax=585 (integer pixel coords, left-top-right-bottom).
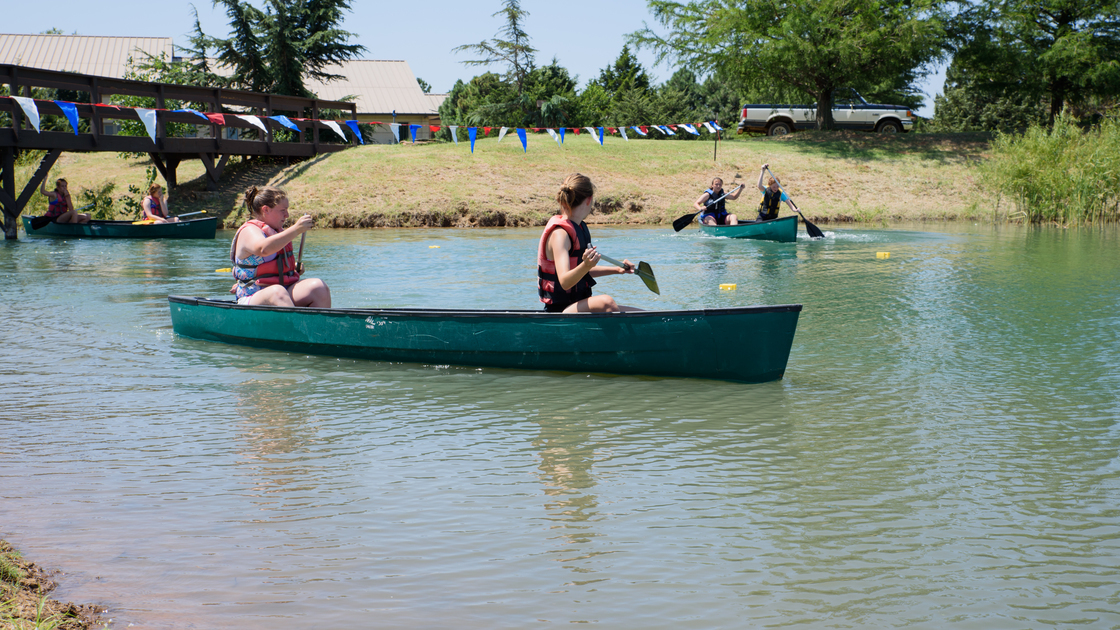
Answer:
xmin=2 ymin=222 xmax=1118 ymax=629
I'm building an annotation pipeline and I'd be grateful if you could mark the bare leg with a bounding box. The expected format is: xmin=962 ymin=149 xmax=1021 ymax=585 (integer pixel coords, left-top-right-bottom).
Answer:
xmin=564 ymin=294 xmax=642 ymax=313
xmin=727 ymin=213 xmax=739 ymax=225
xmin=247 ymin=285 xmax=296 ymax=307
xmin=289 ymin=278 xmax=331 ymax=308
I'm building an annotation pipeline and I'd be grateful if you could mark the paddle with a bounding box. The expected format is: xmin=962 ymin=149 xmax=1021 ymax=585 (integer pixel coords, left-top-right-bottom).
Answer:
xmin=764 ymin=167 xmax=825 ymax=238
xmin=29 ymin=204 xmax=93 ymax=229
xmin=599 ymin=254 xmax=659 ymax=295
xmin=296 ymin=233 xmax=306 ymax=274
xmin=175 ymin=211 xmax=205 ymax=219
xmin=672 ymin=184 xmax=744 ymax=232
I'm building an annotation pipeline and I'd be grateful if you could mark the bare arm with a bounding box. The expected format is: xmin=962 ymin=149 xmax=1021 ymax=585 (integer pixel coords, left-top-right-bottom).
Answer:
xmin=757 ymin=165 xmax=768 ymax=192
xmin=693 ymin=192 xmax=711 ymax=212
xmin=726 ymin=184 xmax=743 ymax=200
xmin=549 ymin=230 xmax=599 ymax=290
xmin=237 ymin=216 xmax=313 ymax=259
xmin=40 ymin=181 xmax=56 ymax=199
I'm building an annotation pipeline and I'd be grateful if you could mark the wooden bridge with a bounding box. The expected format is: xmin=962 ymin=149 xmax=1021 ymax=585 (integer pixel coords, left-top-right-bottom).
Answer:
xmin=0 ymin=63 xmax=358 ymax=239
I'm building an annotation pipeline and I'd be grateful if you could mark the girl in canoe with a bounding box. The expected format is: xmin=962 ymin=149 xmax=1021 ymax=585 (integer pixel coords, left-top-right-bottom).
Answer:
xmin=230 ymin=185 xmax=331 ymax=308
xmin=39 ymin=177 xmax=90 ymax=224
xmin=695 ymin=177 xmax=742 ymax=226
xmin=537 ymin=173 xmax=641 ymax=313
xmin=757 ymin=164 xmax=798 ymax=221
xmin=141 ymin=184 xmax=179 ymax=223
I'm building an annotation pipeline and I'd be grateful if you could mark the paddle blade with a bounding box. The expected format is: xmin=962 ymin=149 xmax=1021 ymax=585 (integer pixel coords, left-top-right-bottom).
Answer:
xmin=29 ymin=216 xmax=52 ymax=229
xmin=637 ymin=261 xmax=660 ymax=295
xmin=802 ymin=216 xmax=825 ymax=238
xmin=672 ymin=212 xmax=699 ymax=232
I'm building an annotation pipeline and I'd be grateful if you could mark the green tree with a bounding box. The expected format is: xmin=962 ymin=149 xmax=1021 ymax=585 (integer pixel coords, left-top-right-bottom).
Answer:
xmin=594 ymin=45 xmax=652 ymax=97
xmin=951 ymin=0 xmax=1120 ymax=125
xmin=194 ymin=0 xmax=365 ymax=97
xmin=630 ymin=0 xmax=948 ymax=129
xmin=453 ymin=0 xmax=537 ymax=96
xmin=417 ymin=77 xmax=432 ymax=93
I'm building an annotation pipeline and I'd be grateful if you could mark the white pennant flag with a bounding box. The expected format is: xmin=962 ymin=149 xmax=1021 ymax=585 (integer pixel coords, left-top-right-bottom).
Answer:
xmin=546 ymin=128 xmax=562 ymax=147
xmin=631 ymin=126 xmax=647 ymax=136
xmin=322 ymin=120 xmax=346 ymax=141
xmin=619 ymin=127 xmax=629 ymax=141
xmin=389 ymin=123 xmax=400 ymax=143
xmin=449 ymin=125 xmax=459 ymax=145
xmin=498 ymin=127 xmax=509 ymax=142
xmin=12 ymin=96 xmax=41 ymax=132
xmin=703 ymin=121 xmax=717 ymax=133
xmin=236 ymin=114 xmax=268 ymax=137
xmin=135 ymin=108 xmax=158 ymax=142
xmin=584 ymin=127 xmax=598 ymax=143
xmin=660 ymin=125 xmax=676 ymax=136
xmin=680 ymin=123 xmax=700 ymax=135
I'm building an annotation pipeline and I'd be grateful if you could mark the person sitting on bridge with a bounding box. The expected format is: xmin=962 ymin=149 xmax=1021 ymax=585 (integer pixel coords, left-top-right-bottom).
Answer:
xmin=39 ymin=177 xmax=89 ymax=224
xmin=695 ymin=177 xmax=743 ymax=226
xmin=756 ymin=164 xmax=798 ymax=221
xmin=141 ymin=184 xmax=179 ymax=223
xmin=230 ymin=185 xmax=331 ymax=308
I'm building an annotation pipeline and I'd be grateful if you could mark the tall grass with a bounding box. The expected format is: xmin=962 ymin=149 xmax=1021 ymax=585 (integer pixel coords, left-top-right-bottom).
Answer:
xmin=981 ymin=114 xmax=1120 ymax=223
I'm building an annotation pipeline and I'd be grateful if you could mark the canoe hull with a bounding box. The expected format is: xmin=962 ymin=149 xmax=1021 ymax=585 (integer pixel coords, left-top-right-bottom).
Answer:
xmin=699 ymin=215 xmax=798 ymax=243
xmin=168 ymin=297 xmax=801 ymax=383
xmin=22 ymin=216 xmax=217 ymax=239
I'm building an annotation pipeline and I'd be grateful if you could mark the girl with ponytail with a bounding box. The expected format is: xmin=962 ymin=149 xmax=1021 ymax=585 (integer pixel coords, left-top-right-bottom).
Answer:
xmin=229 ymin=185 xmax=331 ymax=308
xmin=536 ymin=173 xmax=641 ymax=313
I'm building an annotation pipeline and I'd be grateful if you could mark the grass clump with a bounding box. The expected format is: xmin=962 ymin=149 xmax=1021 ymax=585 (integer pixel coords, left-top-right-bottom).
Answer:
xmin=981 ymin=114 xmax=1120 ymax=224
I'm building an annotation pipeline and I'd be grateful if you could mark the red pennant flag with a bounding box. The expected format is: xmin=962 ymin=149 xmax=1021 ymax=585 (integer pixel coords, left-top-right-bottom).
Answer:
xmin=572 ymin=127 xmax=581 ymax=134
xmin=94 ymin=103 xmax=121 ymax=110
xmin=608 ymin=127 xmax=617 ymax=133
xmin=640 ymin=126 xmax=648 ymax=133
xmin=430 ymin=125 xmax=440 ymax=132
xmin=206 ymin=113 xmax=226 ymax=125
xmin=370 ymin=121 xmax=382 ymax=125
xmin=667 ymin=124 xmax=677 ymax=130
xmin=484 ymin=127 xmax=492 ymax=135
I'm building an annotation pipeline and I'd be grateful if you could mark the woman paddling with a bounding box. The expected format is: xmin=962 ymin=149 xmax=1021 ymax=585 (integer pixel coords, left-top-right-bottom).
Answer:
xmin=39 ymin=177 xmax=90 ymax=224
xmin=757 ymin=163 xmax=798 ymax=221
xmin=695 ymin=177 xmax=743 ymax=226
xmin=141 ymin=184 xmax=179 ymax=223
xmin=230 ymin=185 xmax=331 ymax=308
xmin=537 ymin=173 xmax=641 ymax=313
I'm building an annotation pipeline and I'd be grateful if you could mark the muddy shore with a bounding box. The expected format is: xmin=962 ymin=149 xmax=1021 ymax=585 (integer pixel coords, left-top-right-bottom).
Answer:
xmin=1 ymin=540 xmax=106 ymax=630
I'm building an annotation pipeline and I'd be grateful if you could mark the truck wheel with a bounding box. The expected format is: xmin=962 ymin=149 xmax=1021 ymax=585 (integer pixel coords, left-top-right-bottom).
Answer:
xmin=876 ymin=120 xmax=902 ymax=133
xmin=767 ymin=122 xmax=792 ymax=136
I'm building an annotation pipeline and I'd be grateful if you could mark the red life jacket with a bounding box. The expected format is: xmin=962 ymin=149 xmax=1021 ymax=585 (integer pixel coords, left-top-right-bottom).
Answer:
xmin=537 ymin=215 xmax=595 ymax=308
xmin=145 ymin=196 xmax=166 ymax=218
xmin=230 ymin=219 xmax=300 ymax=291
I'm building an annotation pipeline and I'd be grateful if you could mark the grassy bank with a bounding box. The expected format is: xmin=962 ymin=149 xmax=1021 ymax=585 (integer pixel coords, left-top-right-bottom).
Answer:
xmin=17 ymin=132 xmax=992 ymax=228
xmin=1 ymin=540 xmax=105 ymax=630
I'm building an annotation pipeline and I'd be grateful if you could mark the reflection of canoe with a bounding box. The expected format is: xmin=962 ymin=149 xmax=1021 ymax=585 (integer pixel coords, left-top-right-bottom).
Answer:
xmin=168 ymin=296 xmax=802 ymax=383
xmin=22 ymin=216 xmax=217 ymax=239
xmin=699 ymin=215 xmax=798 ymax=243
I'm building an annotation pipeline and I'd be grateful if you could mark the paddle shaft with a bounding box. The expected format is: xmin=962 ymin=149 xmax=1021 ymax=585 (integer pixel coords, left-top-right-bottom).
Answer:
xmin=702 ymin=183 xmax=744 ymax=212
xmin=175 ymin=211 xmax=205 ymax=218
xmin=673 ymin=184 xmax=744 ymax=232
xmin=296 ymin=233 xmax=306 ymax=272
xmin=599 ymin=254 xmax=651 ymax=281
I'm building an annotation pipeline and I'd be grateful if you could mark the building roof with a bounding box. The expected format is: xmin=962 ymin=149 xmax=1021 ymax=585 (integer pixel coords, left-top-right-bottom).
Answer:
xmin=0 ymin=33 xmax=172 ymax=79
xmin=304 ymin=60 xmax=442 ymax=116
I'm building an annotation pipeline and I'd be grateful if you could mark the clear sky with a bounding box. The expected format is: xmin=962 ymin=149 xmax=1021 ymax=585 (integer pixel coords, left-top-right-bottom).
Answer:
xmin=5 ymin=0 xmax=947 ymax=117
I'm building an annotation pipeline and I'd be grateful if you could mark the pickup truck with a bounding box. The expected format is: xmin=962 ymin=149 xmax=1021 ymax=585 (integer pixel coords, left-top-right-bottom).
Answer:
xmin=737 ymin=89 xmax=914 ymax=136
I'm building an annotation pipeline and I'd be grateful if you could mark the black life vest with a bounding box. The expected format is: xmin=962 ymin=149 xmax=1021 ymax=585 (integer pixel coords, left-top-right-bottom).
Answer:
xmin=758 ymin=189 xmax=782 ymax=220
xmin=703 ymin=188 xmax=726 ymax=215
xmin=537 ymin=216 xmax=596 ymax=310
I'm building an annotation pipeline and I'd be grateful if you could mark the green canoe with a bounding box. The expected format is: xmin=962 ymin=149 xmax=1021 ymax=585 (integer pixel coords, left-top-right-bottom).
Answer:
xmin=699 ymin=215 xmax=798 ymax=243
xmin=22 ymin=216 xmax=217 ymax=239
xmin=168 ymin=296 xmax=802 ymax=383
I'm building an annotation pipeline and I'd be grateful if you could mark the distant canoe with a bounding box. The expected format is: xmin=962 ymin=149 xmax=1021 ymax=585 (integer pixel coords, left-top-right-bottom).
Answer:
xmin=168 ymin=296 xmax=802 ymax=383
xmin=699 ymin=215 xmax=798 ymax=243
xmin=22 ymin=216 xmax=217 ymax=239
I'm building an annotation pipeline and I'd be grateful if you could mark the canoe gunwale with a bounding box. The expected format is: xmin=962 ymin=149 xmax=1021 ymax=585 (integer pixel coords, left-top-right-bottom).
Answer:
xmin=21 ymin=216 xmax=218 ymax=239
xmin=168 ymin=295 xmax=803 ymax=320
xmin=697 ymin=215 xmax=799 ymax=241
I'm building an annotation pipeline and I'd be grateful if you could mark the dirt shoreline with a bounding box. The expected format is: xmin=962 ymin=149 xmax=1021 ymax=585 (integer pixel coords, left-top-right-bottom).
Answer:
xmin=1 ymin=540 xmax=106 ymax=630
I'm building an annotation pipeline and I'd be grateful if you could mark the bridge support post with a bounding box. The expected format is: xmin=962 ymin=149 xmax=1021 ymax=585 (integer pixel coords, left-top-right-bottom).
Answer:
xmin=0 ymin=148 xmax=61 ymax=240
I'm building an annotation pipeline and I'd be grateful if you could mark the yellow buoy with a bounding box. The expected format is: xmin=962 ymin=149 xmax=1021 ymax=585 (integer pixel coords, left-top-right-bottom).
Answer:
xmin=429 ymin=245 xmax=440 ymax=248
xmin=720 ymin=283 xmax=737 ymax=291
xmin=215 ymin=268 xmax=231 ymax=273
xmin=876 ymin=252 xmax=891 ymax=259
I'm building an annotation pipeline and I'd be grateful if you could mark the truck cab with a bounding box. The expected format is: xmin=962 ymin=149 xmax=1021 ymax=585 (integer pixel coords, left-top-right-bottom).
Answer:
xmin=738 ymin=88 xmax=914 ymax=136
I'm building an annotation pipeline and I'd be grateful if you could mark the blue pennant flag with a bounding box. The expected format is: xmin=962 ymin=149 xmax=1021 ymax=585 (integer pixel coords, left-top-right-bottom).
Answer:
xmin=175 ymin=108 xmax=211 ymax=122
xmin=468 ymin=127 xmax=477 ymax=153
xmin=598 ymin=127 xmax=605 ymax=145
xmin=559 ymin=127 xmax=565 ymax=143
xmin=409 ymin=124 xmax=421 ymax=143
xmin=345 ymin=120 xmax=364 ymax=144
xmin=54 ymin=101 xmax=80 ymax=135
xmin=269 ymin=115 xmax=301 ymax=132
xmin=516 ymin=128 xmax=527 ymax=152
